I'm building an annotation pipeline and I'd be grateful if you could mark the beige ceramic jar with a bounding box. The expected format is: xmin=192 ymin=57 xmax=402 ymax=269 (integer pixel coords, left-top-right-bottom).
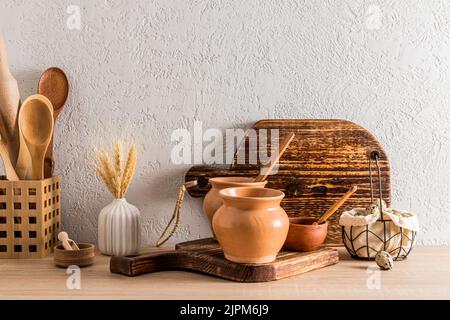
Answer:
xmin=213 ymin=187 xmax=289 ymax=264
xmin=203 ymin=177 xmax=267 ymax=235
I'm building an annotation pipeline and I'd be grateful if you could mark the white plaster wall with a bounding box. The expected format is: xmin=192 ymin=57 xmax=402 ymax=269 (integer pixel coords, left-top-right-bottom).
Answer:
xmin=0 ymin=0 xmax=449 ymax=245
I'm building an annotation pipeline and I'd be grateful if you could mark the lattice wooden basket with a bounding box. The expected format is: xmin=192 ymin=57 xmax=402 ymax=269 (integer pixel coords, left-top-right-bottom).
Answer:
xmin=0 ymin=176 xmax=61 ymax=258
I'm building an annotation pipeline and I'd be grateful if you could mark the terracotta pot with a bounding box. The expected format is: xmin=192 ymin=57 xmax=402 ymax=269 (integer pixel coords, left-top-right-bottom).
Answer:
xmin=203 ymin=177 xmax=267 ymax=235
xmin=213 ymin=187 xmax=289 ymax=264
xmin=284 ymin=217 xmax=328 ymax=252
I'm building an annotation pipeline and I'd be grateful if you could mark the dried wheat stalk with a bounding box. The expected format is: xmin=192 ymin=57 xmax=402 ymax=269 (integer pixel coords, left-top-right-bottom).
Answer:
xmin=95 ymin=144 xmax=137 ymax=199
xmin=114 ymin=142 xmax=122 ymax=195
xmin=96 ymin=165 xmax=116 ymax=196
xmin=119 ymin=145 xmax=137 ymax=198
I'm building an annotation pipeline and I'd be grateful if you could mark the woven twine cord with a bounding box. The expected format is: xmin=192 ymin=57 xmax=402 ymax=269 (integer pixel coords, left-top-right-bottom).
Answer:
xmin=155 ymin=180 xmax=198 ymax=247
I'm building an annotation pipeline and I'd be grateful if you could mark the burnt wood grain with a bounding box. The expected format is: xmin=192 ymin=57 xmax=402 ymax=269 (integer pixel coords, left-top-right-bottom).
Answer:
xmin=110 ymin=238 xmax=339 ymax=282
xmin=185 ymin=120 xmax=391 ymax=246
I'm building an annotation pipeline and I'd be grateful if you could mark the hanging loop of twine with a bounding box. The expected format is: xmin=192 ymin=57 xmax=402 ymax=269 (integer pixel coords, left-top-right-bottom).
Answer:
xmin=155 ymin=180 xmax=198 ymax=247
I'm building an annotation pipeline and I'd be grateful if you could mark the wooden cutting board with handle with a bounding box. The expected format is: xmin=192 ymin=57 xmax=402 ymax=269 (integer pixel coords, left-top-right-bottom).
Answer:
xmin=185 ymin=119 xmax=391 ymax=246
xmin=110 ymin=238 xmax=339 ymax=282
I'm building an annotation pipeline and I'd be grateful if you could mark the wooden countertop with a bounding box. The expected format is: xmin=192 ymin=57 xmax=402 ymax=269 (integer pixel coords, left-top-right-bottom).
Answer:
xmin=0 ymin=246 xmax=448 ymax=300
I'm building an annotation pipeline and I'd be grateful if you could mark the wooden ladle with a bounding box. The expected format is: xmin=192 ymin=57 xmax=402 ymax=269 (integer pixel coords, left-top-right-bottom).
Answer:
xmin=314 ymin=185 xmax=358 ymax=225
xmin=38 ymin=67 xmax=69 ymax=178
xmin=18 ymin=94 xmax=54 ymax=180
xmin=254 ymin=132 xmax=295 ymax=182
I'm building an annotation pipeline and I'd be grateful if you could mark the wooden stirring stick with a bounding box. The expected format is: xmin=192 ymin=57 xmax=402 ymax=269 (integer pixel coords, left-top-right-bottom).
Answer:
xmin=314 ymin=185 xmax=358 ymax=225
xmin=255 ymin=132 xmax=295 ymax=182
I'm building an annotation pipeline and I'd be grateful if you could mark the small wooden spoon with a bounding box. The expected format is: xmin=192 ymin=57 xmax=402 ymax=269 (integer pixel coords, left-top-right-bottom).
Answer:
xmin=18 ymin=94 xmax=54 ymax=180
xmin=58 ymin=231 xmax=80 ymax=251
xmin=0 ymin=136 xmax=19 ymax=180
xmin=314 ymin=185 xmax=358 ymax=225
xmin=38 ymin=67 xmax=69 ymax=178
xmin=254 ymin=132 xmax=295 ymax=182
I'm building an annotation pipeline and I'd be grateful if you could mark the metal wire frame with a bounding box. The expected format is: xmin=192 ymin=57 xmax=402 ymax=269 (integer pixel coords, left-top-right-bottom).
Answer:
xmin=342 ymin=224 xmax=416 ymax=261
xmin=341 ymin=151 xmax=417 ymax=261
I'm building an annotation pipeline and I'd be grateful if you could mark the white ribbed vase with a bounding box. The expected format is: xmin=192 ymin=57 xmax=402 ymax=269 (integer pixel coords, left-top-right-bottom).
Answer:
xmin=98 ymin=198 xmax=141 ymax=256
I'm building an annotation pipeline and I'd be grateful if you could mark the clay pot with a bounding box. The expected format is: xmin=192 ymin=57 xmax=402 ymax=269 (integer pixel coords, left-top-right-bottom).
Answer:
xmin=213 ymin=187 xmax=289 ymax=264
xmin=284 ymin=218 xmax=328 ymax=252
xmin=203 ymin=177 xmax=267 ymax=235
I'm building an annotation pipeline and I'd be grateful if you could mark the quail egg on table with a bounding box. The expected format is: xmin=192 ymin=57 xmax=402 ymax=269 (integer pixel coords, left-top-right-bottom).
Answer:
xmin=375 ymin=251 xmax=394 ymax=270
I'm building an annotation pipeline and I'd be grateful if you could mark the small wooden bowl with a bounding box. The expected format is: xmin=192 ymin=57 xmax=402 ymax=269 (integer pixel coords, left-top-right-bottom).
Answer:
xmin=54 ymin=243 xmax=95 ymax=268
xmin=284 ymin=218 xmax=328 ymax=252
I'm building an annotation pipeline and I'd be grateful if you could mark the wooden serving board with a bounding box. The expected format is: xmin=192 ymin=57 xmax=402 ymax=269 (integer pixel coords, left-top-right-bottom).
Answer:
xmin=110 ymin=238 xmax=339 ymax=282
xmin=185 ymin=119 xmax=391 ymax=246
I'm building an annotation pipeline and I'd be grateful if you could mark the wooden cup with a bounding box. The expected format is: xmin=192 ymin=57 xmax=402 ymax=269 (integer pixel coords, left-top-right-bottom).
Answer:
xmin=54 ymin=243 xmax=95 ymax=267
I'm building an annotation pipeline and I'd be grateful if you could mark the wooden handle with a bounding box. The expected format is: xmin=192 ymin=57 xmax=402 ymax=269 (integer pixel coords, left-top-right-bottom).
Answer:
xmin=15 ymin=136 xmax=32 ymax=180
xmin=0 ymin=139 xmax=19 ymax=180
xmin=0 ymin=33 xmax=11 ymax=77
xmin=44 ymin=138 xmax=54 ymax=178
xmin=255 ymin=132 xmax=295 ymax=182
xmin=31 ymin=153 xmax=44 ymax=180
xmin=68 ymin=240 xmax=80 ymax=250
xmin=110 ymin=250 xmax=181 ymax=276
xmin=316 ymin=185 xmax=358 ymax=224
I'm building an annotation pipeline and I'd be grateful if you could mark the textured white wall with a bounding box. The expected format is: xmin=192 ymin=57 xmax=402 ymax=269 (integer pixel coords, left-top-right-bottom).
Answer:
xmin=0 ymin=0 xmax=449 ymax=245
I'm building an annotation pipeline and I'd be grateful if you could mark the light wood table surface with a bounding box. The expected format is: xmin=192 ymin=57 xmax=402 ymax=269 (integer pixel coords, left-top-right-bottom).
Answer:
xmin=0 ymin=246 xmax=448 ymax=300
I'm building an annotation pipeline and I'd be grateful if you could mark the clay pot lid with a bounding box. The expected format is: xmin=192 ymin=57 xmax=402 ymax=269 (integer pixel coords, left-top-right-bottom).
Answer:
xmin=220 ymin=187 xmax=285 ymax=201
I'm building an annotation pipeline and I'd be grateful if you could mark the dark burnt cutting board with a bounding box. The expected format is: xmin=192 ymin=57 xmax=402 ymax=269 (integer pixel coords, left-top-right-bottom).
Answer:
xmin=110 ymin=238 xmax=339 ymax=282
xmin=185 ymin=119 xmax=391 ymax=246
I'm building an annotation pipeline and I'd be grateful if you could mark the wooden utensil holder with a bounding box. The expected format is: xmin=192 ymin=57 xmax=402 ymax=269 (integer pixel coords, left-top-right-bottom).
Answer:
xmin=0 ymin=176 xmax=61 ymax=258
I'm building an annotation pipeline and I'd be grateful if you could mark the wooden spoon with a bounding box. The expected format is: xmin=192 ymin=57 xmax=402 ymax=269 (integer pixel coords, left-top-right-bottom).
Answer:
xmin=314 ymin=186 xmax=358 ymax=225
xmin=58 ymin=231 xmax=80 ymax=251
xmin=18 ymin=94 xmax=54 ymax=180
xmin=0 ymin=135 xmax=19 ymax=181
xmin=38 ymin=67 xmax=69 ymax=178
xmin=254 ymin=132 xmax=295 ymax=182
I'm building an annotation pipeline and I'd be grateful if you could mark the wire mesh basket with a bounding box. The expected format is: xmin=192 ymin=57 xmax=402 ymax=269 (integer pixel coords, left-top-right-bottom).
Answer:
xmin=341 ymin=151 xmax=417 ymax=261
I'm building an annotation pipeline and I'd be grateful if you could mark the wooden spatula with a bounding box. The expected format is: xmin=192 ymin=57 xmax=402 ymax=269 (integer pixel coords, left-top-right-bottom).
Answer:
xmin=254 ymin=132 xmax=295 ymax=182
